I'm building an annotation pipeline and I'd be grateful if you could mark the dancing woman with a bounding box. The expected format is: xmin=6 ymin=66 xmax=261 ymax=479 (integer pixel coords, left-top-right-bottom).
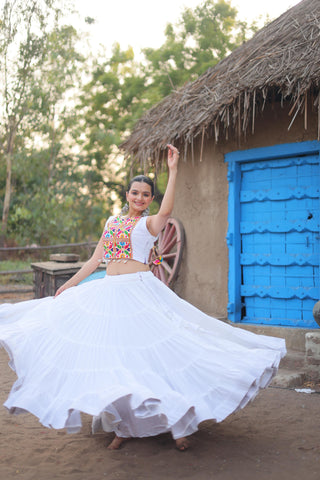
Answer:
xmin=0 ymin=144 xmax=286 ymax=451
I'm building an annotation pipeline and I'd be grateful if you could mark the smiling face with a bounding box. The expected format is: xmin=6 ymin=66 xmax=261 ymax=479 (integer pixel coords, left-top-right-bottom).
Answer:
xmin=126 ymin=181 xmax=154 ymax=215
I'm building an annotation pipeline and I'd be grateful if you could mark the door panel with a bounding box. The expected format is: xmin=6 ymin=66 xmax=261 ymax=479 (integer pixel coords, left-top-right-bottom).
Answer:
xmin=240 ymin=155 xmax=319 ymax=327
xmin=226 ymin=142 xmax=320 ymax=328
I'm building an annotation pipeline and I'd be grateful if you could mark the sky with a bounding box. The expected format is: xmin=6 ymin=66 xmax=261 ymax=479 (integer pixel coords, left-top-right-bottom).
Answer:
xmin=73 ymin=0 xmax=301 ymax=53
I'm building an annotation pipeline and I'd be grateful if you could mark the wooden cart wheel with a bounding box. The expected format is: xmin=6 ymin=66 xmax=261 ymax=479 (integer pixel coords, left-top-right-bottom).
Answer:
xmin=149 ymin=217 xmax=185 ymax=287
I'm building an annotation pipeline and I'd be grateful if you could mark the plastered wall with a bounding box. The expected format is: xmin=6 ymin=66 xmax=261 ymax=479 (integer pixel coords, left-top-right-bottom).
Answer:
xmin=172 ymin=101 xmax=318 ymax=318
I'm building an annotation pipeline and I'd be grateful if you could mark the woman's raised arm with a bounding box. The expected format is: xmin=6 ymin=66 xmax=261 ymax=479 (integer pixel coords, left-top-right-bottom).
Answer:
xmin=147 ymin=144 xmax=179 ymax=237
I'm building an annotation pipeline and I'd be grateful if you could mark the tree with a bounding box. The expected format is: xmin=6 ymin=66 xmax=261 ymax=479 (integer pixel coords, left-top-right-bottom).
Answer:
xmin=78 ymin=0 xmax=258 ymax=207
xmin=0 ymin=0 xmax=89 ymax=245
xmin=0 ymin=0 xmax=80 ymax=243
xmin=142 ymin=0 xmax=257 ymax=101
xmin=0 ymin=0 xmax=260 ymax=245
xmin=3 ymin=18 xmax=103 ymax=245
xmin=76 ymin=43 xmax=148 ymax=209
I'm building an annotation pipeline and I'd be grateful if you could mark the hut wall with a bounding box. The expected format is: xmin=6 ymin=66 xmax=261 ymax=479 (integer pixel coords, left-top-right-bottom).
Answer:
xmin=172 ymin=101 xmax=318 ymax=318
xmin=173 ymin=141 xmax=229 ymax=318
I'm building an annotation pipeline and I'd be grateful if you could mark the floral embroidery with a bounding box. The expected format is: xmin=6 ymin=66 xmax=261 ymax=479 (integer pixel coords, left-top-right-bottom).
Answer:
xmin=103 ymin=216 xmax=140 ymax=260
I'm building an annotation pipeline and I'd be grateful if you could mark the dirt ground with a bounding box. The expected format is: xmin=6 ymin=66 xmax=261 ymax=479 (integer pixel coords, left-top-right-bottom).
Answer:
xmin=0 ymin=348 xmax=319 ymax=480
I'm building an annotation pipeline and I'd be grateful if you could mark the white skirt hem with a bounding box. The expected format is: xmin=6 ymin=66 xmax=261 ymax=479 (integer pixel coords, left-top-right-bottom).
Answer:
xmin=0 ymin=271 xmax=286 ymax=438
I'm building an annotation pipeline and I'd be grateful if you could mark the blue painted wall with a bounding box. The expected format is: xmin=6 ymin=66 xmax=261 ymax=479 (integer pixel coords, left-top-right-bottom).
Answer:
xmin=226 ymin=141 xmax=320 ymax=328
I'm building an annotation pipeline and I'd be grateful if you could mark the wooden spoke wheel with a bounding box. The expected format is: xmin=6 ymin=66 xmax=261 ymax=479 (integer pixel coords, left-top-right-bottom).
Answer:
xmin=149 ymin=217 xmax=185 ymax=287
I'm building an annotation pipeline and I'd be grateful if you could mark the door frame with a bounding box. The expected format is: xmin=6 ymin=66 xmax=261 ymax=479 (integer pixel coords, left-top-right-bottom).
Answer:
xmin=225 ymin=140 xmax=320 ymax=324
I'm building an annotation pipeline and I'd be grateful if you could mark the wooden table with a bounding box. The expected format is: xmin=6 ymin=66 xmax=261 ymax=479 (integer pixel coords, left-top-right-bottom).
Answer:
xmin=31 ymin=261 xmax=105 ymax=298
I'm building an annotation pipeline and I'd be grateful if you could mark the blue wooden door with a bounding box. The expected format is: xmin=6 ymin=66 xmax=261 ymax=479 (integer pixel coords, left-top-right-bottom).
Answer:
xmin=226 ymin=141 xmax=320 ymax=328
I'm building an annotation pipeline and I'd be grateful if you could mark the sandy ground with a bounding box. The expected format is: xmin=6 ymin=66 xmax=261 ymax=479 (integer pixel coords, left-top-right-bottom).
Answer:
xmin=0 ymin=347 xmax=319 ymax=480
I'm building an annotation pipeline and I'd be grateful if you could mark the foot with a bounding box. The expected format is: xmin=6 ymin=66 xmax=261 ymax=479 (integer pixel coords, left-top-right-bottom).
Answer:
xmin=107 ymin=435 xmax=128 ymax=450
xmin=175 ymin=437 xmax=190 ymax=451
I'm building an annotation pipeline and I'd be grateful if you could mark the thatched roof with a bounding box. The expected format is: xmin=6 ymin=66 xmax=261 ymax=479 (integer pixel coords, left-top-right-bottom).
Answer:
xmin=121 ymin=0 xmax=320 ymax=166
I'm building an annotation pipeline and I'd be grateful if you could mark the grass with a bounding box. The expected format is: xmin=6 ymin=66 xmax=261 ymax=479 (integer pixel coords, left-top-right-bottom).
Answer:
xmin=0 ymin=259 xmax=33 ymax=285
xmin=0 ymin=246 xmax=92 ymax=287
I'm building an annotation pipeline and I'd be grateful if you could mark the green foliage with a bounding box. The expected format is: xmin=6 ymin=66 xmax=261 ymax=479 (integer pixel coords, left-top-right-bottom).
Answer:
xmin=79 ymin=43 xmax=147 ymax=161
xmin=7 ymin=144 xmax=111 ymax=244
xmin=0 ymin=0 xmax=113 ymax=245
xmin=142 ymin=0 xmax=256 ymax=96
xmin=0 ymin=0 xmax=259 ymax=246
xmin=76 ymin=0 xmax=258 ymax=220
xmin=80 ymin=0 xmax=257 ymax=162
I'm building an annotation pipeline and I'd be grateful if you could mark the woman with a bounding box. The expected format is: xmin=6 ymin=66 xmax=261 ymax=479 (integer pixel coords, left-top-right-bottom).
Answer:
xmin=0 ymin=145 xmax=286 ymax=451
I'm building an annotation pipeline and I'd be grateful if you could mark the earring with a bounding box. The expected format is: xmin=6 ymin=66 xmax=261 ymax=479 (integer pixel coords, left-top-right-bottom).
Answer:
xmin=142 ymin=207 xmax=150 ymax=217
xmin=120 ymin=203 xmax=129 ymax=215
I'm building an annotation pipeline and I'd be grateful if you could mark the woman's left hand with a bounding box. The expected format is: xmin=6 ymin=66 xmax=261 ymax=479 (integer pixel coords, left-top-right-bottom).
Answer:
xmin=167 ymin=144 xmax=179 ymax=170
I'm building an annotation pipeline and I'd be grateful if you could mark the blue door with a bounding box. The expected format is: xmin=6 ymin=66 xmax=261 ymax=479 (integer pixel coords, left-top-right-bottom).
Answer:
xmin=226 ymin=141 xmax=320 ymax=328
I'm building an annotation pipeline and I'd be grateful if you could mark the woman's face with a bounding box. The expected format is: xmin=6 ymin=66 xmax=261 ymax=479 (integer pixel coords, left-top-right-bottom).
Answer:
xmin=126 ymin=181 xmax=154 ymax=213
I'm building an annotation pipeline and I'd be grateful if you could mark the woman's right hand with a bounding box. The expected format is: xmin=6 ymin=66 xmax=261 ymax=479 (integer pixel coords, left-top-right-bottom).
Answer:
xmin=54 ymin=283 xmax=71 ymax=298
xmin=167 ymin=144 xmax=179 ymax=171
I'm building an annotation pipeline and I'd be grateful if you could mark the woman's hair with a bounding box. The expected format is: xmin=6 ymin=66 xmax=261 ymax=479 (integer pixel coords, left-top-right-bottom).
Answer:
xmin=127 ymin=175 xmax=154 ymax=196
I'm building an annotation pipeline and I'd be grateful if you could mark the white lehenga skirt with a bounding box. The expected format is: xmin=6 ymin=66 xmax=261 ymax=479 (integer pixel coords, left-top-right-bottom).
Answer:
xmin=0 ymin=271 xmax=286 ymax=439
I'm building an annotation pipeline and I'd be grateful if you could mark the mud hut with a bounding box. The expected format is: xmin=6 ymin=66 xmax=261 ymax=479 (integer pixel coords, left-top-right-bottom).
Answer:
xmin=121 ymin=0 xmax=320 ymax=330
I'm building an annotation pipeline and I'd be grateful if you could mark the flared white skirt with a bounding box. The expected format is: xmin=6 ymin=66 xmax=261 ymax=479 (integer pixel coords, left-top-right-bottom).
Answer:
xmin=0 ymin=271 xmax=286 ymax=439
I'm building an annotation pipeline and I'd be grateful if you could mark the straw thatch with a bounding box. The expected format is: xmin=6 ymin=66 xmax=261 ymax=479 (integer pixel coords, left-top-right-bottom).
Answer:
xmin=121 ymin=0 xmax=320 ymax=166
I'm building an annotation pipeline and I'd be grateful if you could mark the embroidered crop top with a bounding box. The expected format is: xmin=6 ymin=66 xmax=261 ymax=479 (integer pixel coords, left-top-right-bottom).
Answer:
xmin=102 ymin=215 xmax=157 ymax=264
